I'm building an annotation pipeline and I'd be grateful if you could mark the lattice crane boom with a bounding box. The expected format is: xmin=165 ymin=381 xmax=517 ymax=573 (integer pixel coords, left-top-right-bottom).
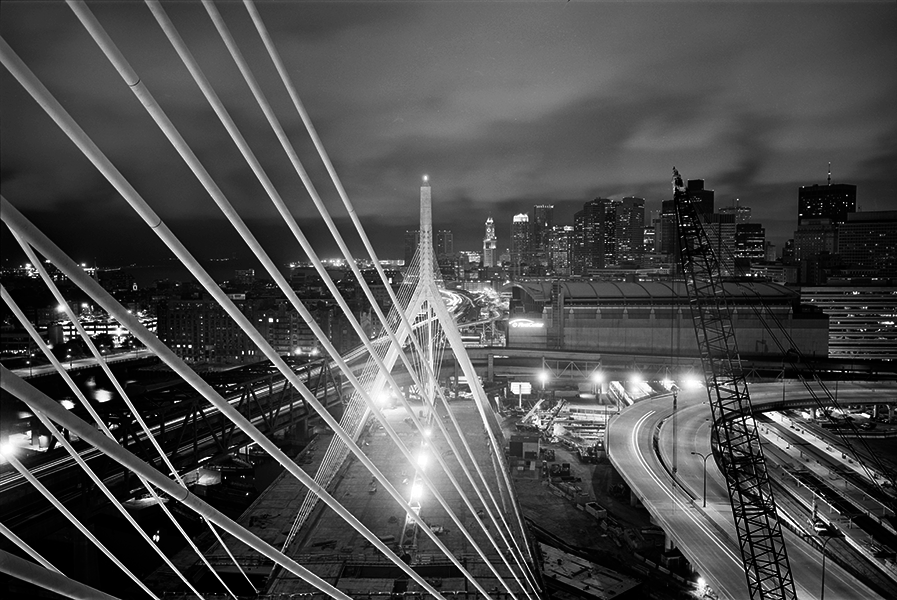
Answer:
xmin=673 ymin=168 xmax=797 ymax=600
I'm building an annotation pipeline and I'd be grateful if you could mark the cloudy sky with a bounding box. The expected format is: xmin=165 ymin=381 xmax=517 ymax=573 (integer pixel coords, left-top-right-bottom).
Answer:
xmin=1 ymin=0 xmax=895 ymax=268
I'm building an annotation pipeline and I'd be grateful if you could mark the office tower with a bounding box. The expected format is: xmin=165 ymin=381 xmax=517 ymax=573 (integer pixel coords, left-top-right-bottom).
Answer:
xmin=837 ymin=211 xmax=897 ymax=277
xmin=798 ymin=166 xmax=856 ymax=225
xmin=659 ymin=199 xmax=677 ymax=256
xmin=435 ymin=230 xmax=453 ymax=258
xmin=765 ymin=242 xmax=777 ymax=263
xmin=548 ymin=225 xmax=574 ymax=276
xmin=687 ymin=179 xmax=715 ymax=216
xmin=703 ymin=212 xmax=736 ymax=271
xmin=719 ymin=199 xmax=751 ymax=224
xmin=572 ymin=198 xmax=614 ymax=275
xmin=616 ymin=197 xmax=645 ymax=263
xmin=404 ymin=230 xmax=420 ymax=266
xmin=482 ymin=216 xmax=497 ymax=268
xmin=649 ymin=210 xmax=662 ymax=253
xmin=532 ymin=204 xmax=554 ymax=271
xmin=735 ymin=223 xmax=766 ymax=262
xmin=510 ymin=213 xmax=531 ymax=277
xmin=643 ymin=225 xmax=655 ymax=256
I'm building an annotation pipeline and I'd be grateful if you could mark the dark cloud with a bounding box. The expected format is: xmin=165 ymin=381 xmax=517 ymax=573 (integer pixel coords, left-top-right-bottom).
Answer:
xmin=2 ymin=1 xmax=895 ymax=266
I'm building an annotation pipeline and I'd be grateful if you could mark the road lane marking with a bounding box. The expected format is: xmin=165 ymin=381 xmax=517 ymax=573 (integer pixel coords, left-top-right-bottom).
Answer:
xmin=630 ymin=410 xmax=742 ymax=598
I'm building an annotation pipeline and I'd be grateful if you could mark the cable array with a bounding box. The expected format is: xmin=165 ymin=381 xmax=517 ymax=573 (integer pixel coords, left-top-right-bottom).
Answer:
xmin=0 ymin=2 xmax=539 ymax=598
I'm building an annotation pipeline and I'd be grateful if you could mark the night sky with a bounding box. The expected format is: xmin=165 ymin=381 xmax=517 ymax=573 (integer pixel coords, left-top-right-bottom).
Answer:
xmin=1 ymin=1 xmax=895 ymax=269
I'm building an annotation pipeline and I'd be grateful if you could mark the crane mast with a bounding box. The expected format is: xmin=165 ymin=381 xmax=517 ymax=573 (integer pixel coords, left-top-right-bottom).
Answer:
xmin=672 ymin=168 xmax=797 ymax=600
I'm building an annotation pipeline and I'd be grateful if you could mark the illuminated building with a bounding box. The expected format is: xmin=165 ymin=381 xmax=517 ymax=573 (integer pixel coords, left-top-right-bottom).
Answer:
xmin=837 ymin=211 xmax=897 ymax=278
xmin=510 ymin=213 xmax=531 ymax=277
xmin=615 ymin=196 xmax=645 ymax=263
xmin=506 ymin=281 xmax=828 ymax=358
xmin=482 ymin=216 xmax=497 ymax=268
xmin=801 ymin=286 xmax=897 ymax=360
xmin=798 ymin=167 xmax=856 ymax=226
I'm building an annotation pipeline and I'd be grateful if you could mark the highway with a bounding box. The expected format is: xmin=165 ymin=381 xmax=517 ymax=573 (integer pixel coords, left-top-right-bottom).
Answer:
xmin=608 ymin=381 xmax=895 ymax=600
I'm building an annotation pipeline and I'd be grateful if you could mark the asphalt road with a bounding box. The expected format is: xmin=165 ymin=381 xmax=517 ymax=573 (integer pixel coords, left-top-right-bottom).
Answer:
xmin=608 ymin=382 xmax=887 ymax=600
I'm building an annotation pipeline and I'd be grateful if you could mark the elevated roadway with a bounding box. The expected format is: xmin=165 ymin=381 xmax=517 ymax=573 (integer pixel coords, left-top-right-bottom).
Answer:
xmin=608 ymin=381 xmax=897 ymax=599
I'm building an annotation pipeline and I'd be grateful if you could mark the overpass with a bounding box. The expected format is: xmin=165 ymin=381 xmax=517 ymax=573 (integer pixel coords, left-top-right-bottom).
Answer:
xmin=607 ymin=381 xmax=897 ymax=599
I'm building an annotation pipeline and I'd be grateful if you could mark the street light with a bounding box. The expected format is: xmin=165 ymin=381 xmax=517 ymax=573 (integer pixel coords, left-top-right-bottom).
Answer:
xmin=691 ymin=451 xmax=712 ymax=507
xmin=591 ymin=371 xmax=604 ymax=398
xmin=817 ymin=529 xmax=843 ymax=600
xmin=538 ymin=371 xmax=549 ymax=397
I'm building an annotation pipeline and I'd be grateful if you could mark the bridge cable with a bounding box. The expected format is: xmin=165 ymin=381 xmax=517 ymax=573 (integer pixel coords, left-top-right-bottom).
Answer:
xmin=0 ymin=367 xmax=360 ymax=600
xmin=4 ymin=453 xmax=160 ymax=599
xmin=0 ymin=521 xmax=61 ymax=574
xmin=1 ymin=284 xmax=223 ymax=598
xmin=243 ymin=0 xmax=538 ymax=572
xmin=0 ymin=205 xmax=437 ymax=599
xmin=148 ymin=1 xmax=537 ymax=592
xmin=135 ymin=1 xmax=530 ymax=593
xmin=2 ymin=23 xmax=464 ymax=593
xmin=8 ymin=224 xmax=249 ymax=596
xmin=226 ymin=1 xmax=540 ymax=586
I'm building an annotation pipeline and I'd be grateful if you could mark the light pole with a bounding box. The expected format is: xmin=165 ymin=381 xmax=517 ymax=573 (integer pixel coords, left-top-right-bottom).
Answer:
xmin=671 ymin=384 xmax=679 ymax=482
xmin=538 ymin=371 xmax=549 ymax=399
xmin=691 ymin=451 xmax=712 ymax=507
xmin=818 ymin=530 xmax=843 ymax=600
xmin=592 ymin=371 xmax=605 ymax=422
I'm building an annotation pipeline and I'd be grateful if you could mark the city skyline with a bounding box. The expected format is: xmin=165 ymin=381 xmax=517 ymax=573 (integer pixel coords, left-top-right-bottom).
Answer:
xmin=1 ymin=1 xmax=895 ymax=265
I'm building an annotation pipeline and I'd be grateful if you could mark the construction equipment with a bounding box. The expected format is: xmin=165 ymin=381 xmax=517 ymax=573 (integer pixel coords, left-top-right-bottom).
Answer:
xmin=673 ymin=168 xmax=797 ymax=600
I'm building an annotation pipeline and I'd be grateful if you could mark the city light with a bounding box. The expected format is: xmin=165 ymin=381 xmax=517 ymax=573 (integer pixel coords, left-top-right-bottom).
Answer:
xmin=417 ymin=453 xmax=428 ymax=469
xmin=591 ymin=371 xmax=604 ymax=384
xmin=538 ymin=371 xmax=550 ymax=385
xmin=410 ymin=483 xmax=423 ymax=500
xmin=661 ymin=378 xmax=673 ymax=390
xmin=60 ymin=399 xmax=76 ymax=410
xmin=683 ymin=375 xmax=702 ymax=390
xmin=423 ymin=427 xmax=433 ymax=438
xmin=629 ymin=373 xmax=643 ymax=385
xmin=0 ymin=442 xmax=16 ymax=459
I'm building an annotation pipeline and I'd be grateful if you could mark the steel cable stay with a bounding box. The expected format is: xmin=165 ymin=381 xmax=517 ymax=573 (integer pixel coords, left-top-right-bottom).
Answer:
xmin=2 ymin=284 xmax=220 ymax=598
xmin=1 ymin=5 xmax=538 ymax=598
xmin=242 ymin=1 xmax=535 ymax=567
xmin=4 ymin=452 xmax=160 ymax=599
xmin=97 ymin=1 xmax=533 ymax=592
xmin=0 ymin=367 xmax=357 ymax=600
xmin=0 ymin=34 xmax=504 ymax=598
xmin=185 ymin=1 xmax=537 ymax=588
xmin=0 ymin=522 xmax=61 ymax=574
xmin=198 ymin=2 xmax=535 ymax=585
xmin=8 ymin=227 xmax=250 ymax=596
xmin=0 ymin=199 xmax=448 ymax=599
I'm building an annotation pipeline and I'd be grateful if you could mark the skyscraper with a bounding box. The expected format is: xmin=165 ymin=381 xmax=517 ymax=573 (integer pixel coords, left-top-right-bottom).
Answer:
xmin=435 ymin=230 xmax=453 ymax=258
xmin=531 ymin=204 xmax=554 ymax=272
xmin=482 ymin=216 xmax=497 ymax=268
xmin=838 ymin=211 xmax=897 ymax=277
xmin=548 ymin=225 xmax=574 ymax=276
xmin=798 ymin=167 xmax=856 ymax=225
xmin=735 ymin=223 xmax=766 ymax=262
xmin=659 ymin=199 xmax=677 ymax=256
xmin=572 ymin=198 xmax=614 ymax=275
xmin=615 ymin=197 xmax=645 ymax=264
xmin=687 ymin=179 xmax=715 ymax=216
xmin=510 ymin=213 xmax=531 ymax=277
xmin=719 ymin=199 xmax=751 ymax=224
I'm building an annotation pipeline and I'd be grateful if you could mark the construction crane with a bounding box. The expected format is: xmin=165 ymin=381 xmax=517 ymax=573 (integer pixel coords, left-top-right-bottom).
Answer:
xmin=672 ymin=168 xmax=797 ymax=600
